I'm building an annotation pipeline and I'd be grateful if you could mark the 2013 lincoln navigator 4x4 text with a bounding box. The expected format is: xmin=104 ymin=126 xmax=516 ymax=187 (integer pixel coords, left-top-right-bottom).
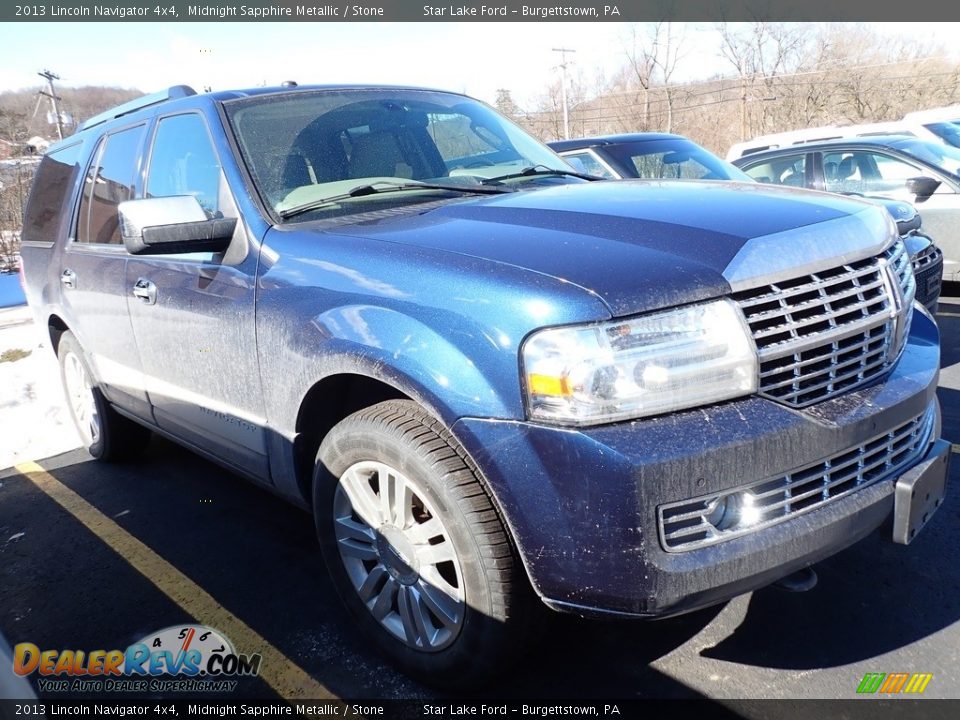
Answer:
xmin=20 ymin=84 xmax=950 ymax=684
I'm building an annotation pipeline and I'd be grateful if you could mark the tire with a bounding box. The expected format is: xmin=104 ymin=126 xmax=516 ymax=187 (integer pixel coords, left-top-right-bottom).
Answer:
xmin=314 ymin=400 xmax=536 ymax=687
xmin=57 ymin=331 xmax=151 ymax=461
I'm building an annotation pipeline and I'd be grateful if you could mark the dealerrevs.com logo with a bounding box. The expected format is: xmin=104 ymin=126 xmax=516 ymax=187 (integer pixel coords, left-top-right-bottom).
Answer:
xmin=12 ymin=624 xmax=262 ymax=693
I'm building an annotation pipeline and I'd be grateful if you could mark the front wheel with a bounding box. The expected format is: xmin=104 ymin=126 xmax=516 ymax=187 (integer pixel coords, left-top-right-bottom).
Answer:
xmin=314 ymin=400 xmax=536 ymax=686
xmin=57 ymin=331 xmax=151 ymax=461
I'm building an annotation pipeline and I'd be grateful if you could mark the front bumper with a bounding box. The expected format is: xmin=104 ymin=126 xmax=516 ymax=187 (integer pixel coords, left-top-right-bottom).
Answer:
xmin=452 ymin=308 xmax=942 ymax=618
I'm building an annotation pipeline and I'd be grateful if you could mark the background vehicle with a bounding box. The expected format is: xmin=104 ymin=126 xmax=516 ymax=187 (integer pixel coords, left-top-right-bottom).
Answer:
xmin=19 ymin=86 xmax=948 ymax=686
xmin=727 ymin=109 xmax=960 ymax=161
xmin=903 ymin=106 xmax=960 ymax=148
xmin=879 ymin=200 xmax=943 ymax=314
xmin=732 ymin=136 xmax=960 ymax=283
xmin=549 ymin=132 xmax=751 ymax=182
xmin=552 ymin=133 xmax=942 ymax=311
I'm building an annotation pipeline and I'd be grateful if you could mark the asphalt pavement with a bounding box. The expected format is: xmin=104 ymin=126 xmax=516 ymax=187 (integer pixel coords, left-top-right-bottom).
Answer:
xmin=1 ymin=295 xmax=959 ymax=709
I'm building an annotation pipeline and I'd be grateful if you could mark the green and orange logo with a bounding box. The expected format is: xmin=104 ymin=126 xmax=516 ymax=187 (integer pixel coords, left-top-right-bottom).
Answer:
xmin=857 ymin=672 xmax=933 ymax=694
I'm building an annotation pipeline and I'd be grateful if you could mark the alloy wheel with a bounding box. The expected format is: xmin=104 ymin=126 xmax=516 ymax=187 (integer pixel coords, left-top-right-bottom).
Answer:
xmin=62 ymin=351 xmax=100 ymax=447
xmin=333 ymin=461 xmax=465 ymax=651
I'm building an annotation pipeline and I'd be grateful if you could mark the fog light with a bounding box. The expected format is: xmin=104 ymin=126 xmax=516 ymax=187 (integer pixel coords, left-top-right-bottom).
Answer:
xmin=704 ymin=495 xmax=738 ymax=531
xmin=738 ymin=493 xmax=762 ymax=526
xmin=705 ymin=492 xmax=762 ymax=532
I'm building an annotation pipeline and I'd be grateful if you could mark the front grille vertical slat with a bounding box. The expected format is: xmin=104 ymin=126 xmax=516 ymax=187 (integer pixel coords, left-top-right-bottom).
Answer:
xmin=733 ymin=240 xmax=914 ymax=408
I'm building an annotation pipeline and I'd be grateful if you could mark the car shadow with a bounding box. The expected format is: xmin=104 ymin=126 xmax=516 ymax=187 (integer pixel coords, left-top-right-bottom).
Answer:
xmin=462 ymin=605 xmax=727 ymax=699
xmin=7 ymin=418 xmax=958 ymax=700
xmin=0 ymin=441 xmax=737 ymax=705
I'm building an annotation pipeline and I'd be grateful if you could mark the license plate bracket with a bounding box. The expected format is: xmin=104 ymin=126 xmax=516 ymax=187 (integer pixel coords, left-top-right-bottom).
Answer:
xmin=892 ymin=440 xmax=950 ymax=545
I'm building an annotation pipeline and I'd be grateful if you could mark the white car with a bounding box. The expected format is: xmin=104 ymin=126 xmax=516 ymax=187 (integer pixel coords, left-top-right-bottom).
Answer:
xmin=727 ymin=113 xmax=960 ymax=162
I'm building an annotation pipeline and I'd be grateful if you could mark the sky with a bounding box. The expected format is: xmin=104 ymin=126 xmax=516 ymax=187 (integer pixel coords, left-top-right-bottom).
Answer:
xmin=1 ymin=21 xmax=958 ymax=110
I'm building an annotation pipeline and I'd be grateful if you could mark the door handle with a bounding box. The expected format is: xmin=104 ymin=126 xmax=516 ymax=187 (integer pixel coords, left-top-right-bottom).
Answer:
xmin=132 ymin=278 xmax=157 ymax=305
xmin=60 ymin=269 xmax=77 ymax=289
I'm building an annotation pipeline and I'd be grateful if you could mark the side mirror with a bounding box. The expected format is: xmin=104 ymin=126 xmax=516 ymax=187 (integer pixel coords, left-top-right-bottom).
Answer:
xmin=905 ymin=176 xmax=941 ymax=202
xmin=118 ymin=196 xmax=236 ymax=255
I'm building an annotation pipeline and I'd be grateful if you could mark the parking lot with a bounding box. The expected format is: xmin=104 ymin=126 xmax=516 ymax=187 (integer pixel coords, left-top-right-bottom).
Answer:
xmin=1 ymin=295 xmax=959 ymax=706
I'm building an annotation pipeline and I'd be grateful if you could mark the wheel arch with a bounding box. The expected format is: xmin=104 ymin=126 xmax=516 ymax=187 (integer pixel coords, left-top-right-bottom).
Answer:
xmin=47 ymin=314 xmax=70 ymax=354
xmin=286 ymin=366 xmax=520 ymax=574
xmin=291 ymin=372 xmax=413 ymax=507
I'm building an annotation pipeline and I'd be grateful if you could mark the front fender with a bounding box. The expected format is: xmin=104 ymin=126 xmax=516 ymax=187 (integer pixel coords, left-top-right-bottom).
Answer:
xmin=298 ymin=304 xmax=520 ymax=424
xmin=258 ymin=301 xmax=535 ymax=451
xmin=258 ymin=302 xmax=527 ymax=507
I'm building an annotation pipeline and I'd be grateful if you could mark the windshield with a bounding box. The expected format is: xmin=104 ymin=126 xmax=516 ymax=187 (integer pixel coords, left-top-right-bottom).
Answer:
xmin=922 ymin=121 xmax=960 ymax=149
xmin=224 ymin=89 xmax=574 ymax=220
xmin=603 ymin=138 xmax=752 ymax=182
xmin=890 ymin=137 xmax=960 ymax=177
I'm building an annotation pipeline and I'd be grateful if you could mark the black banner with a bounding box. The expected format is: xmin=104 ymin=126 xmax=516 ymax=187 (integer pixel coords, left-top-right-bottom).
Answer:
xmin=2 ymin=699 xmax=960 ymax=720
xmin=4 ymin=0 xmax=960 ymax=23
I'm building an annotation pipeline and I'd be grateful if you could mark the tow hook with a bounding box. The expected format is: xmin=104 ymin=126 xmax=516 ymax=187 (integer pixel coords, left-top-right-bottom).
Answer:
xmin=773 ymin=566 xmax=818 ymax=592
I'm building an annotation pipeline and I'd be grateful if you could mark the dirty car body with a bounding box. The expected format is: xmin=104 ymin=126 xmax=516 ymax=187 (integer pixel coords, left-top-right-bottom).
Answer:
xmin=20 ymin=86 xmax=949 ymax=681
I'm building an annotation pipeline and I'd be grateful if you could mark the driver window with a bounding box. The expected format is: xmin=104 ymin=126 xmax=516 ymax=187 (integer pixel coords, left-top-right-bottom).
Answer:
xmin=823 ymin=152 xmax=862 ymax=193
xmin=146 ymin=113 xmax=233 ymax=218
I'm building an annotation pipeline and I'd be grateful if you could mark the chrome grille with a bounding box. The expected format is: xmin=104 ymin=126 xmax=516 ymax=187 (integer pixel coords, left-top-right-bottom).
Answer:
xmin=658 ymin=407 xmax=934 ymax=551
xmin=733 ymin=240 xmax=914 ymax=408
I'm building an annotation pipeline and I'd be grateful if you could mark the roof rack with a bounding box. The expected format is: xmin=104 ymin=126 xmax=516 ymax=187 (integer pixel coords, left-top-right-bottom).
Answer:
xmin=77 ymin=85 xmax=197 ymax=131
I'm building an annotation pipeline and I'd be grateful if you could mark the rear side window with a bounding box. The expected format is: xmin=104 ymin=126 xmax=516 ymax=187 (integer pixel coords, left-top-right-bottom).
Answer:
xmin=76 ymin=124 xmax=146 ymax=244
xmin=21 ymin=141 xmax=83 ymax=244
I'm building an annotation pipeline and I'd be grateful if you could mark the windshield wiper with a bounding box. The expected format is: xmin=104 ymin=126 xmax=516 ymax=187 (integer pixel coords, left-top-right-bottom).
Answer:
xmin=480 ymin=165 xmax=603 ymax=185
xmin=279 ymin=181 xmax=511 ymax=220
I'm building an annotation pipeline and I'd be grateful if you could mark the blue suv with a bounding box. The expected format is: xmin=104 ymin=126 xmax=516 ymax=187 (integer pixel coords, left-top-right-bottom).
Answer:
xmin=20 ymin=85 xmax=950 ymax=684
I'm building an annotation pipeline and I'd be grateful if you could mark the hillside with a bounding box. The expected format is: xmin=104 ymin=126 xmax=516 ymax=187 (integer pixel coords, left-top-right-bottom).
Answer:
xmin=0 ymin=85 xmax=144 ymax=146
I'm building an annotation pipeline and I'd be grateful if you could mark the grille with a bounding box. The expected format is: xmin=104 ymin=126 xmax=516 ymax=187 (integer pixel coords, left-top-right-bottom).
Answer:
xmin=733 ymin=240 xmax=915 ymax=408
xmin=914 ymin=243 xmax=942 ymax=271
xmin=658 ymin=407 xmax=934 ymax=551
xmin=913 ymin=244 xmax=943 ymax=310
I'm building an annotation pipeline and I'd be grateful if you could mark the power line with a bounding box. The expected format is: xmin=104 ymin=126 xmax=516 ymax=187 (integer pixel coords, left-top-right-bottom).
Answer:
xmin=599 ymin=53 xmax=953 ymax=101
xmin=518 ymin=68 xmax=960 ymax=123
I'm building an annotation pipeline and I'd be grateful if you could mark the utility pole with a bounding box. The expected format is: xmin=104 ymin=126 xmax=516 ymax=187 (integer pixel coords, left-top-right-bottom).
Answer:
xmin=739 ymin=76 xmax=748 ymax=141
xmin=38 ymin=69 xmax=64 ymax=140
xmin=552 ymin=47 xmax=576 ymax=140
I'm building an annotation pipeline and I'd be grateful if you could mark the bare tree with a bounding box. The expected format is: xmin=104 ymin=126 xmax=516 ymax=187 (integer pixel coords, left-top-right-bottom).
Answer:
xmin=622 ymin=22 xmax=687 ymax=132
xmin=624 ymin=24 xmax=657 ymax=129
xmin=717 ymin=22 xmax=811 ymax=139
xmin=650 ymin=23 xmax=685 ymax=132
xmin=0 ymin=160 xmax=35 ymax=271
xmin=495 ymin=89 xmax=521 ymax=123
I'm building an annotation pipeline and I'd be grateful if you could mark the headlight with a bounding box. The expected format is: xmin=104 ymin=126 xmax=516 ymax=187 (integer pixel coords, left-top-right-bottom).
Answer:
xmin=522 ymin=299 xmax=758 ymax=426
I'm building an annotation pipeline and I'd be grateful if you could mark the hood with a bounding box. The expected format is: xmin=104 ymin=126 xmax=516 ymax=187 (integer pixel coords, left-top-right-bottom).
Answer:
xmin=322 ymin=180 xmax=895 ymax=316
